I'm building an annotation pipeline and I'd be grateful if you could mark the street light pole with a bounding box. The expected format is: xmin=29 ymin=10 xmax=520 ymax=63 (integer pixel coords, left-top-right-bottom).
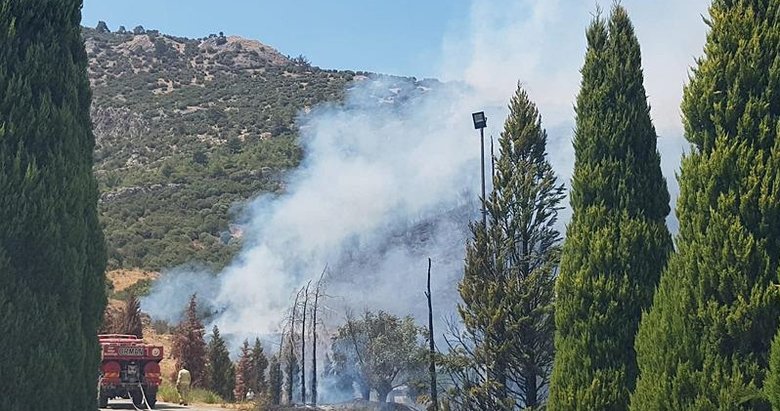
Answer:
xmin=472 ymin=111 xmax=488 ymax=230
xmin=480 ymin=127 xmax=486 ymax=229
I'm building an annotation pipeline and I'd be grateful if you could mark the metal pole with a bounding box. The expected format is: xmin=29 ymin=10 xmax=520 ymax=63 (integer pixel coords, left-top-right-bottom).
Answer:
xmin=490 ymin=135 xmax=495 ymax=178
xmin=480 ymin=127 xmax=487 ymax=230
xmin=426 ymin=258 xmax=438 ymax=411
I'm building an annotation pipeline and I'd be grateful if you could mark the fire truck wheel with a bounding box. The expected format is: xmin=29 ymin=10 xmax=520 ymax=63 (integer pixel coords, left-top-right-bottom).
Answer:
xmin=131 ymin=390 xmax=144 ymax=408
xmin=146 ymin=391 xmax=157 ymax=409
xmin=98 ymin=393 xmax=108 ymax=408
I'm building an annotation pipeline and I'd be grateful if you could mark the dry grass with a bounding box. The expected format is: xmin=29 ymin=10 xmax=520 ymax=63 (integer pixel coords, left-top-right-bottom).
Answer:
xmin=107 ymin=269 xmax=159 ymax=293
xmin=142 ymin=323 xmax=176 ymax=380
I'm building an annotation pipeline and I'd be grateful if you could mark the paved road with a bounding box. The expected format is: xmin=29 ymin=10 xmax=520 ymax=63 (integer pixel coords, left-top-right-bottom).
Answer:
xmin=102 ymin=399 xmax=227 ymax=411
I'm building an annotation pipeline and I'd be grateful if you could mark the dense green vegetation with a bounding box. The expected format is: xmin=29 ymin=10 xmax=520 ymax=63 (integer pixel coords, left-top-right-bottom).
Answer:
xmin=631 ymin=1 xmax=780 ymax=408
xmin=450 ymin=84 xmax=564 ymax=410
xmin=548 ymin=5 xmax=672 ymax=410
xmin=84 ymin=25 xmax=358 ymax=270
xmin=0 ymin=2 xmax=107 ymax=410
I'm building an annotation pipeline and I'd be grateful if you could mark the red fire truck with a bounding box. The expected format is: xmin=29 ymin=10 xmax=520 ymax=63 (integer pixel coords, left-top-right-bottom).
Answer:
xmin=98 ymin=334 xmax=163 ymax=409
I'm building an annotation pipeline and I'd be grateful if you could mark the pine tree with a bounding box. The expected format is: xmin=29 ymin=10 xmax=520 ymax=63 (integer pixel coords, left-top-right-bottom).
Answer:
xmin=119 ymin=293 xmax=143 ymax=338
xmin=455 ymin=84 xmax=565 ymax=409
xmin=250 ymin=338 xmax=269 ymax=395
xmin=171 ymin=294 xmax=208 ymax=387
xmin=548 ymin=5 xmax=672 ymax=410
xmin=0 ymin=1 xmax=107 ymax=410
xmin=234 ymin=339 xmax=252 ymax=401
xmin=631 ymin=1 xmax=780 ymax=408
xmin=207 ymin=325 xmax=235 ymax=402
xmin=269 ymin=354 xmax=283 ymax=405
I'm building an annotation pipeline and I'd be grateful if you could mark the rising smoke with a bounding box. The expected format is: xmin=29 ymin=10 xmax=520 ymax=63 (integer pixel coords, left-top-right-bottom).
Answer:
xmin=143 ymin=0 xmax=709 ymax=348
xmin=145 ymin=75 xmax=497 ymax=344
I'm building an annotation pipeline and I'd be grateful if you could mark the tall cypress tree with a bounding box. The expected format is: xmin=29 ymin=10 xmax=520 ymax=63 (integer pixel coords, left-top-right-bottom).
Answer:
xmin=207 ymin=325 xmax=235 ymax=402
xmin=456 ymin=84 xmax=565 ymax=409
xmin=631 ymin=1 xmax=780 ymax=408
xmin=549 ymin=6 xmax=672 ymax=410
xmin=250 ymin=338 xmax=269 ymax=395
xmin=269 ymin=354 xmax=283 ymax=405
xmin=0 ymin=2 xmax=106 ymax=410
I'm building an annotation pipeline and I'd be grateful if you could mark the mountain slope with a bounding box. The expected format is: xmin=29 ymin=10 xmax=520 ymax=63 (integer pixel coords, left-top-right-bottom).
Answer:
xmin=86 ymin=26 xmax=357 ymax=270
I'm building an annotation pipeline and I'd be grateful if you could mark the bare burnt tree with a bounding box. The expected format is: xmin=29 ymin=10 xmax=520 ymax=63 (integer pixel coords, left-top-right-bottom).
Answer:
xmin=285 ymin=288 xmax=302 ymax=405
xmin=300 ymin=280 xmax=311 ymax=404
xmin=310 ymin=267 xmax=328 ymax=406
xmin=345 ymin=310 xmax=371 ymax=400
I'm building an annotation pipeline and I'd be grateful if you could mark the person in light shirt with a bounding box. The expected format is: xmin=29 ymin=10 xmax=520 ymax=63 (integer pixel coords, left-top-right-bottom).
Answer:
xmin=176 ymin=367 xmax=191 ymax=405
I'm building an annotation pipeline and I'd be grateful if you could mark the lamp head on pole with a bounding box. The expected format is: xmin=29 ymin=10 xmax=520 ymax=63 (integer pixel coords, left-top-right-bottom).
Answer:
xmin=472 ymin=111 xmax=487 ymax=130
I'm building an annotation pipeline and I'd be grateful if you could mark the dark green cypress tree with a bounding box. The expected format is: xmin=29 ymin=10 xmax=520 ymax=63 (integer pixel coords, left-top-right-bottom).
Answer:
xmin=548 ymin=6 xmax=672 ymax=410
xmin=631 ymin=2 xmax=780 ymax=409
xmin=207 ymin=325 xmax=235 ymax=401
xmin=0 ymin=1 xmax=107 ymax=410
xmin=250 ymin=338 xmax=269 ymax=395
xmin=456 ymin=84 xmax=565 ymax=409
xmin=269 ymin=354 xmax=283 ymax=405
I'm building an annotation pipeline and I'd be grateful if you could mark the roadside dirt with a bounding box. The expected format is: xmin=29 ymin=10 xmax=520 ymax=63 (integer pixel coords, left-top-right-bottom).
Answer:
xmin=103 ymin=398 xmax=227 ymax=410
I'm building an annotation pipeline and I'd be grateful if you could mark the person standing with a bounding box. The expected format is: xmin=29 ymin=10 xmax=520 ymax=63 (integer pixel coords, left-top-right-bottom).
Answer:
xmin=176 ymin=367 xmax=192 ymax=406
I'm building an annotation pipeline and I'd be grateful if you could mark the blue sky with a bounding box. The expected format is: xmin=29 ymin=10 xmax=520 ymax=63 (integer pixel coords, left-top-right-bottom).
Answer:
xmin=81 ymin=0 xmax=471 ymax=78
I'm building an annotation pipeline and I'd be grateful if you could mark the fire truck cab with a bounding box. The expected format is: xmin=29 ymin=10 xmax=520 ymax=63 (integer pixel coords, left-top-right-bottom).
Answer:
xmin=98 ymin=334 xmax=163 ymax=409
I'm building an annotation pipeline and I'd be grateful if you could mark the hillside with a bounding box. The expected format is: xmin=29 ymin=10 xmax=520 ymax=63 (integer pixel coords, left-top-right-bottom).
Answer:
xmin=86 ymin=25 xmax=358 ymax=270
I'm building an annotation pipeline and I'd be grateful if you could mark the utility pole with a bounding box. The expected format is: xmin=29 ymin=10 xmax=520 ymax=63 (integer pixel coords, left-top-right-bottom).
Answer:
xmin=480 ymin=127 xmax=486 ymax=229
xmin=490 ymin=135 xmax=495 ymax=178
xmin=425 ymin=258 xmax=439 ymax=410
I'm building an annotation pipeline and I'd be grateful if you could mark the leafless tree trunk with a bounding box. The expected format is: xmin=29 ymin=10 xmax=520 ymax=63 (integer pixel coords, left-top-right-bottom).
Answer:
xmin=425 ymin=258 xmax=439 ymax=411
xmin=345 ymin=311 xmax=370 ymax=401
xmin=311 ymin=267 xmax=327 ymax=406
xmin=300 ymin=281 xmax=311 ymax=404
xmin=286 ymin=289 xmax=302 ymax=405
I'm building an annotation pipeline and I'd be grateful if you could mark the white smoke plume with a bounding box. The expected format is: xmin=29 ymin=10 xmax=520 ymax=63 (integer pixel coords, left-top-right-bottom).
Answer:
xmin=143 ymin=0 xmax=709 ymax=346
